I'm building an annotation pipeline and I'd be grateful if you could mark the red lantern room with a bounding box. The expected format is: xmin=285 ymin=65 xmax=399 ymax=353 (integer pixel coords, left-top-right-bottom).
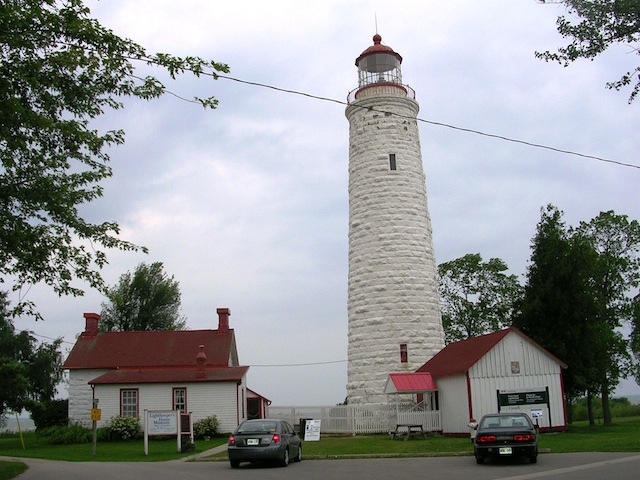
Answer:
xmin=355 ymin=34 xmax=403 ymax=88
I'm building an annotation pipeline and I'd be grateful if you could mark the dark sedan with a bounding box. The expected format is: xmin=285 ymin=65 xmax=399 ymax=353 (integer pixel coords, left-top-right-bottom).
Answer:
xmin=472 ymin=413 xmax=538 ymax=464
xmin=227 ymin=419 xmax=302 ymax=468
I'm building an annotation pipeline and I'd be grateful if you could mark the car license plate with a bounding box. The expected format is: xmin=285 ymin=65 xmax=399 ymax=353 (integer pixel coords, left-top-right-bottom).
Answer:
xmin=499 ymin=447 xmax=513 ymax=455
xmin=247 ymin=439 xmax=259 ymax=446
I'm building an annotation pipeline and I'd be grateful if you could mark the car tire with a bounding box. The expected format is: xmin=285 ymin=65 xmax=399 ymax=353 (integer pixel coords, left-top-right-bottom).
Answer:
xmin=230 ymin=460 xmax=240 ymax=469
xmin=530 ymin=455 xmax=538 ymax=464
xmin=294 ymin=446 xmax=302 ymax=462
xmin=280 ymin=448 xmax=290 ymax=467
xmin=475 ymin=455 xmax=484 ymax=464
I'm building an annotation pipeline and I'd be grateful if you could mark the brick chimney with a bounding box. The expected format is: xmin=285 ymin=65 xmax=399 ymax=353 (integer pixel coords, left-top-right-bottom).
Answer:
xmin=216 ymin=308 xmax=230 ymax=334
xmin=196 ymin=345 xmax=207 ymax=379
xmin=81 ymin=312 xmax=100 ymax=337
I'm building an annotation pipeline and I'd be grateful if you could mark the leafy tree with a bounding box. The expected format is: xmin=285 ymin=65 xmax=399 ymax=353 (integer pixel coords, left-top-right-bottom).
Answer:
xmin=516 ymin=206 xmax=640 ymax=425
xmin=29 ymin=398 xmax=68 ymax=428
xmin=100 ymin=262 xmax=186 ymax=331
xmin=0 ymin=291 xmax=64 ymax=418
xmin=514 ymin=205 xmax=602 ymax=423
xmin=632 ymin=291 xmax=640 ymax=384
xmin=0 ymin=0 xmax=228 ymax=318
xmin=572 ymin=210 xmax=640 ymax=425
xmin=438 ymin=253 xmax=522 ymax=343
xmin=537 ymin=0 xmax=640 ymax=103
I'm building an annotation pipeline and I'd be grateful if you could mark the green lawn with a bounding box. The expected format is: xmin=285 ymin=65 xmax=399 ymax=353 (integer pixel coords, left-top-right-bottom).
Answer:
xmin=0 ymin=433 xmax=228 ymax=462
xmin=0 ymin=462 xmax=26 ymax=480
xmin=538 ymin=416 xmax=640 ymax=453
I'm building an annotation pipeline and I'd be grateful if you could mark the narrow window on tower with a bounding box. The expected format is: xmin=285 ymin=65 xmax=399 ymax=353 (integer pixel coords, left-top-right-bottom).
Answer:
xmin=389 ymin=153 xmax=397 ymax=171
xmin=400 ymin=343 xmax=408 ymax=363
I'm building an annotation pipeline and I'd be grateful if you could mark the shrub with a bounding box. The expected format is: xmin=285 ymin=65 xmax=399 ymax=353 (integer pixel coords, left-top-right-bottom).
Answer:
xmin=181 ymin=440 xmax=195 ymax=452
xmin=106 ymin=416 xmax=141 ymax=440
xmin=29 ymin=399 xmax=68 ymax=429
xmin=37 ymin=424 xmax=92 ymax=444
xmin=193 ymin=416 xmax=219 ymax=439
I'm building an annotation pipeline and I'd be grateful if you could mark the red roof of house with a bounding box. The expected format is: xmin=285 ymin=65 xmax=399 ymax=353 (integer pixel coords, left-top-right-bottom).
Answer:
xmin=89 ymin=366 xmax=249 ymax=385
xmin=63 ymin=329 xmax=236 ymax=370
xmin=384 ymin=372 xmax=437 ymax=394
xmin=416 ymin=327 xmax=567 ymax=379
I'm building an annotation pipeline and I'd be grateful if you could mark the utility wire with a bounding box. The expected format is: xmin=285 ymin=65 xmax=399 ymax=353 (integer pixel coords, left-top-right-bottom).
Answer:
xmin=251 ymin=359 xmax=347 ymax=368
xmin=217 ymin=74 xmax=639 ymax=170
xmin=26 ymin=44 xmax=635 ymax=169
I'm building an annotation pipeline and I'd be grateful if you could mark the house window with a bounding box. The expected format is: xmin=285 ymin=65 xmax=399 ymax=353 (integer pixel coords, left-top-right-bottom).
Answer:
xmin=173 ymin=388 xmax=187 ymax=413
xmin=121 ymin=389 xmax=138 ymax=418
xmin=400 ymin=343 xmax=408 ymax=363
xmin=389 ymin=153 xmax=397 ymax=171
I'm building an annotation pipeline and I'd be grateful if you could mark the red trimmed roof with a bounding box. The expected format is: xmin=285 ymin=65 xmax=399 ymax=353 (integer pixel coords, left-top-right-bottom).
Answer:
xmin=385 ymin=372 xmax=437 ymax=393
xmin=416 ymin=327 xmax=567 ymax=379
xmin=63 ymin=329 xmax=236 ymax=370
xmin=89 ymin=366 xmax=249 ymax=385
xmin=355 ymin=34 xmax=403 ymax=66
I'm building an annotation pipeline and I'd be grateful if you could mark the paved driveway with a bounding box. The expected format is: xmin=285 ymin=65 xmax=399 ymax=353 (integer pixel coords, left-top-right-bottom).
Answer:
xmin=4 ymin=453 xmax=640 ymax=480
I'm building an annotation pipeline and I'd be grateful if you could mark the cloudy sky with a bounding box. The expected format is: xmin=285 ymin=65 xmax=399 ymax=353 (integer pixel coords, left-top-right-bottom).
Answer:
xmin=13 ymin=0 xmax=640 ymax=405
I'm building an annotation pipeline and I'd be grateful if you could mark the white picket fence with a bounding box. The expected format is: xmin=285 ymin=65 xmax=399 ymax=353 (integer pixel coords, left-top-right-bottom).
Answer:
xmin=267 ymin=403 xmax=441 ymax=435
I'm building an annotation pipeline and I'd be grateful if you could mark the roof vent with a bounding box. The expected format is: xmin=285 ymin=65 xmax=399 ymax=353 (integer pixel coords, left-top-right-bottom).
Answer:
xmin=196 ymin=345 xmax=207 ymax=378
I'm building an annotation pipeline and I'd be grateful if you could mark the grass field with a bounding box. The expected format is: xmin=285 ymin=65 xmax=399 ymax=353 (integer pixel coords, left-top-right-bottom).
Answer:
xmin=0 ymin=433 xmax=228 ymax=462
xmin=2 ymin=417 xmax=639 ymax=479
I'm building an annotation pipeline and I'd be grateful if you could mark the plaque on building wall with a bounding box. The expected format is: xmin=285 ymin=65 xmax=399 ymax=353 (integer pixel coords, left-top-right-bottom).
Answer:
xmin=498 ymin=389 xmax=548 ymax=407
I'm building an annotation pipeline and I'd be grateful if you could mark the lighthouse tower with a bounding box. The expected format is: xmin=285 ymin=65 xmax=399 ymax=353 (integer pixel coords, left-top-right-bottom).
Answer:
xmin=345 ymin=35 xmax=445 ymax=404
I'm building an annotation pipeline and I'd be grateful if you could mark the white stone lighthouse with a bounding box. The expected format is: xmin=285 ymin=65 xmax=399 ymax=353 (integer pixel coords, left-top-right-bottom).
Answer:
xmin=345 ymin=34 xmax=445 ymax=404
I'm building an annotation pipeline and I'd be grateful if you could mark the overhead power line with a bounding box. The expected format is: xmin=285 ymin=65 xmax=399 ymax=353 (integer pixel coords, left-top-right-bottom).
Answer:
xmin=251 ymin=359 xmax=347 ymax=368
xmin=16 ymin=40 xmax=635 ymax=169
xmin=217 ymin=74 xmax=639 ymax=171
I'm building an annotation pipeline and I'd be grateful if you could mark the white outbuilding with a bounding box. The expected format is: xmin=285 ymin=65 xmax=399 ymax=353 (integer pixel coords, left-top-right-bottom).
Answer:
xmin=417 ymin=327 xmax=568 ymax=435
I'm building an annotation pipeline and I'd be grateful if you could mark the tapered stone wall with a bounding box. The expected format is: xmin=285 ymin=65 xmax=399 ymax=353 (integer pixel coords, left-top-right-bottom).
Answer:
xmin=345 ymin=88 xmax=445 ymax=404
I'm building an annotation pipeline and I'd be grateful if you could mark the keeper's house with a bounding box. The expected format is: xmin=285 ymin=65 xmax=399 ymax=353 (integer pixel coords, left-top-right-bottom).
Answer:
xmin=417 ymin=327 xmax=567 ymax=435
xmin=63 ymin=308 xmax=269 ymax=433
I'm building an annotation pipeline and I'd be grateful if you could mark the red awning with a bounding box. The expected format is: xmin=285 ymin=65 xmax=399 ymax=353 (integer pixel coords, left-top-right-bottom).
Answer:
xmin=384 ymin=372 xmax=438 ymax=394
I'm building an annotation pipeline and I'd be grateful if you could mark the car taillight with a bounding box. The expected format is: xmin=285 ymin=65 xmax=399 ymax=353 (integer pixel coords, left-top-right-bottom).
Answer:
xmin=271 ymin=433 xmax=281 ymax=443
xmin=514 ymin=434 xmax=535 ymax=441
xmin=228 ymin=435 xmax=235 ymax=445
xmin=476 ymin=435 xmax=497 ymax=443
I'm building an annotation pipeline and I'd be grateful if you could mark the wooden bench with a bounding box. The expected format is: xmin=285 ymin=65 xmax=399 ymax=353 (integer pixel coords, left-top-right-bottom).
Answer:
xmin=390 ymin=424 xmax=426 ymax=441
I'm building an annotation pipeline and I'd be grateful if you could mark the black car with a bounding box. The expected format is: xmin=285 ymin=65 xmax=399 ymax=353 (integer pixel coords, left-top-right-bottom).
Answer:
xmin=471 ymin=413 xmax=538 ymax=464
xmin=227 ymin=419 xmax=302 ymax=468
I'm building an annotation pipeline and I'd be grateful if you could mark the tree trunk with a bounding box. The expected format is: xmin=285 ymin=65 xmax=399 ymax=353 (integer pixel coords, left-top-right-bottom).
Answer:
xmin=587 ymin=391 xmax=595 ymax=426
xmin=602 ymin=380 xmax=613 ymax=426
xmin=566 ymin=395 xmax=574 ymax=424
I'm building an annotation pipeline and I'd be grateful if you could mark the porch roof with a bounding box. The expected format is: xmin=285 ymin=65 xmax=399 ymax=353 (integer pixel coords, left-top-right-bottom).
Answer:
xmin=384 ymin=372 xmax=437 ymax=394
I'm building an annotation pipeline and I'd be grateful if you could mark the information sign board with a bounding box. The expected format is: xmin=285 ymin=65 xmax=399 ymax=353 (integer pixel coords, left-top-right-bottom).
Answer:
xmin=499 ymin=389 xmax=548 ymax=407
xmin=147 ymin=410 xmax=178 ymax=435
xmin=304 ymin=419 xmax=321 ymax=441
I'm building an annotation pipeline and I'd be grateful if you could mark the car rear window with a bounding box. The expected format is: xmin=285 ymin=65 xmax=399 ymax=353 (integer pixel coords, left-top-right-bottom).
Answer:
xmin=237 ymin=421 xmax=278 ymax=433
xmin=481 ymin=415 xmax=530 ymax=428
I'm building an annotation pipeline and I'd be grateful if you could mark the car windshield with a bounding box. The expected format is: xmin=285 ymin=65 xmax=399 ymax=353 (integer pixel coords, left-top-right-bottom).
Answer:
xmin=236 ymin=421 xmax=278 ymax=434
xmin=480 ymin=415 xmax=530 ymax=429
